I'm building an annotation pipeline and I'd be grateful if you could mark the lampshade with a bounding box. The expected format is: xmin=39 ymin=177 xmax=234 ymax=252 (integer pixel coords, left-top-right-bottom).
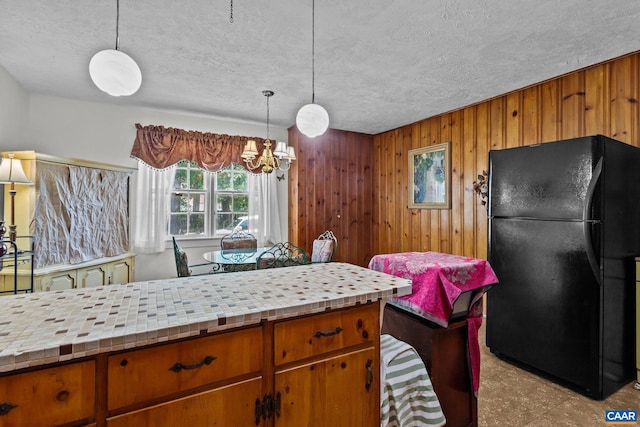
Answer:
xmin=241 ymin=140 xmax=259 ymax=159
xmin=296 ymin=103 xmax=330 ymax=138
xmin=273 ymin=141 xmax=288 ymax=158
xmin=89 ymin=49 xmax=142 ymax=97
xmin=0 ymin=155 xmax=32 ymax=185
xmin=286 ymin=146 xmax=297 ymax=161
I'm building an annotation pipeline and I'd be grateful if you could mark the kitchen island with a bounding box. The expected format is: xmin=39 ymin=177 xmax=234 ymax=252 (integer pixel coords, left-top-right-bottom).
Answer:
xmin=0 ymin=262 xmax=411 ymax=426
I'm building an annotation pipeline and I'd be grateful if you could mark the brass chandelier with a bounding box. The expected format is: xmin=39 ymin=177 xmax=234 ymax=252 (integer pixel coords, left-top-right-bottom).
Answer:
xmin=242 ymin=90 xmax=296 ymax=173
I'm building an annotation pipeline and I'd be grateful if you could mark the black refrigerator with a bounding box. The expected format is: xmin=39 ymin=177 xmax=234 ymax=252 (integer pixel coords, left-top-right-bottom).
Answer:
xmin=486 ymin=134 xmax=640 ymax=400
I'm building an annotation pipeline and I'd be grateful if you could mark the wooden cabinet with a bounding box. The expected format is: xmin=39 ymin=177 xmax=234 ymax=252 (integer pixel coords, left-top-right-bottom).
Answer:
xmin=1 ymin=253 xmax=137 ymax=291
xmin=77 ymin=256 xmax=135 ymax=288
xmin=106 ymin=378 xmax=262 ymax=427
xmin=381 ymin=302 xmax=477 ymax=427
xmin=275 ymin=347 xmax=378 ymax=426
xmin=273 ymin=303 xmax=380 ymax=426
xmin=0 ymin=302 xmax=381 ymax=426
xmin=107 ymin=327 xmax=262 ymax=412
xmin=0 ymin=360 xmax=95 ymax=426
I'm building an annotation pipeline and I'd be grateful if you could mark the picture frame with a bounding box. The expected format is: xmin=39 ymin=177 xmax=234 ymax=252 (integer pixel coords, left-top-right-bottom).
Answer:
xmin=408 ymin=142 xmax=451 ymax=209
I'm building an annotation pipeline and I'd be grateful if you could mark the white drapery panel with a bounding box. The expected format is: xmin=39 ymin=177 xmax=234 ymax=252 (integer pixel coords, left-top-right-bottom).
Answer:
xmin=248 ymin=172 xmax=283 ymax=247
xmin=132 ymin=162 xmax=175 ymax=253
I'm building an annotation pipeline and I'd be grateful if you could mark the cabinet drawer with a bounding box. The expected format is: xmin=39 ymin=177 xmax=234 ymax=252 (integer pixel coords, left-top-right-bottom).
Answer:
xmin=274 ymin=303 xmax=378 ymax=365
xmin=106 ymin=377 xmax=262 ymax=427
xmin=0 ymin=360 xmax=95 ymax=426
xmin=107 ymin=326 xmax=262 ymax=410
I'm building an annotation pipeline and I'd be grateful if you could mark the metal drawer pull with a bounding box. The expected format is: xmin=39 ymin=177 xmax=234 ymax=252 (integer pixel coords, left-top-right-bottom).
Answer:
xmin=313 ymin=326 xmax=343 ymax=339
xmin=365 ymin=359 xmax=373 ymax=391
xmin=0 ymin=402 xmax=17 ymax=416
xmin=168 ymin=355 xmax=217 ymax=373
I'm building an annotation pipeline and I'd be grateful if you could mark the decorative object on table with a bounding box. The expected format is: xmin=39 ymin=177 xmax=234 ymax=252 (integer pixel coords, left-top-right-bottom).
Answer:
xmin=220 ymin=229 xmax=257 ymax=250
xmin=172 ymin=237 xmax=221 ymax=277
xmin=472 ymin=170 xmax=489 ymax=209
xmin=295 ymin=0 xmax=330 ymax=138
xmin=0 ymin=221 xmax=6 ymax=257
xmin=242 ymin=90 xmax=297 ymax=173
xmin=408 ymin=142 xmax=451 ymax=209
xmin=89 ymin=0 xmax=142 ymax=97
xmin=0 ymin=153 xmax=33 ymax=242
xmin=311 ymin=230 xmax=338 ymax=263
xmin=256 ymin=241 xmax=311 ymax=269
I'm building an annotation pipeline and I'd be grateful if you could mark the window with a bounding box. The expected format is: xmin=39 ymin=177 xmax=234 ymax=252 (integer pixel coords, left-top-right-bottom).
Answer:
xmin=214 ymin=164 xmax=249 ymax=234
xmin=169 ymin=161 xmax=248 ymax=238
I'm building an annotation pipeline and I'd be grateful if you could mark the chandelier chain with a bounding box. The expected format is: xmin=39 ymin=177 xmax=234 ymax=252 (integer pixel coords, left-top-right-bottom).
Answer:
xmin=230 ymin=0 xmax=233 ymax=23
xmin=266 ymin=92 xmax=270 ymax=140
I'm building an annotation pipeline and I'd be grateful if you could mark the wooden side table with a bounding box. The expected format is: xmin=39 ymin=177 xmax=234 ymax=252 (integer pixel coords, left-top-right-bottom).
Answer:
xmin=381 ymin=302 xmax=477 ymax=427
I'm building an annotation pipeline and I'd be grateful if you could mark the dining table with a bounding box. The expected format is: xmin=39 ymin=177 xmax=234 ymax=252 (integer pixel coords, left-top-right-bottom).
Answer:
xmin=203 ymin=247 xmax=271 ymax=271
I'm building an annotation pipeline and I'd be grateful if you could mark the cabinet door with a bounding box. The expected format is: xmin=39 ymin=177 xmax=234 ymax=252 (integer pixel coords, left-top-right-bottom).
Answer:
xmin=107 ymin=258 xmax=133 ymax=285
xmin=275 ymin=347 xmax=378 ymax=427
xmin=106 ymin=377 xmax=262 ymax=427
xmin=0 ymin=361 xmax=95 ymax=426
xmin=41 ymin=272 xmax=76 ymax=291
xmin=77 ymin=265 xmax=107 ymax=288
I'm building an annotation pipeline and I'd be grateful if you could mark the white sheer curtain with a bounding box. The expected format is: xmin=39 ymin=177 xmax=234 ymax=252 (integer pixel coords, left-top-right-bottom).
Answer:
xmin=133 ymin=162 xmax=175 ymax=253
xmin=248 ymin=172 xmax=284 ymax=246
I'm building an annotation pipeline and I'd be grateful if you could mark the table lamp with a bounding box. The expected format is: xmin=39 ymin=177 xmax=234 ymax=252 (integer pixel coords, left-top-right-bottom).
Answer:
xmin=0 ymin=154 xmax=32 ymax=242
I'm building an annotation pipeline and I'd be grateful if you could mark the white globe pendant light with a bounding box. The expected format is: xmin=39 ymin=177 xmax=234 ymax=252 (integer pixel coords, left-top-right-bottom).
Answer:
xmin=89 ymin=0 xmax=141 ymax=97
xmin=296 ymin=0 xmax=329 ymax=138
xmin=296 ymin=103 xmax=329 ymax=138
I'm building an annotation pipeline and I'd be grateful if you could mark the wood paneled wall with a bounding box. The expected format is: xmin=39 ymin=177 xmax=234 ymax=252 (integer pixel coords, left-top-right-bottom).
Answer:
xmin=287 ymin=52 xmax=640 ymax=265
xmin=287 ymin=127 xmax=374 ymax=266
xmin=372 ymin=52 xmax=640 ymax=260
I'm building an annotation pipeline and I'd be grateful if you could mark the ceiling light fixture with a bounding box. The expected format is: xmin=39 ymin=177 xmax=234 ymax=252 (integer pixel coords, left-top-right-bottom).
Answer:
xmin=296 ymin=0 xmax=329 ymax=138
xmin=89 ymin=0 xmax=142 ymax=97
xmin=242 ymin=91 xmax=297 ymax=174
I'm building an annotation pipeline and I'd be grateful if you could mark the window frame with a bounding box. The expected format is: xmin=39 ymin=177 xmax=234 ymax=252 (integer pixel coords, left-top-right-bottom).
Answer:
xmin=168 ymin=162 xmax=249 ymax=240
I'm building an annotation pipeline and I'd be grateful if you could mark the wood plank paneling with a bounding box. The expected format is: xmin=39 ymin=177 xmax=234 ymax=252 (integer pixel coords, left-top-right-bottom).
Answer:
xmin=367 ymin=51 xmax=640 ymax=261
xmin=290 ymin=51 xmax=640 ymax=265
xmin=288 ymin=127 xmax=373 ymax=266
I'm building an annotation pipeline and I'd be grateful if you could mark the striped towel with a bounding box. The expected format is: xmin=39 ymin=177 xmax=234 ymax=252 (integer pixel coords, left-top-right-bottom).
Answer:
xmin=380 ymin=334 xmax=446 ymax=427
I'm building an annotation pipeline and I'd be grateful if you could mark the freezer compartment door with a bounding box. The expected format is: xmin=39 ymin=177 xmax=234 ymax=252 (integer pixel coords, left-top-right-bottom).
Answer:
xmin=487 ymin=218 xmax=602 ymax=396
xmin=489 ymin=136 xmax=602 ymax=220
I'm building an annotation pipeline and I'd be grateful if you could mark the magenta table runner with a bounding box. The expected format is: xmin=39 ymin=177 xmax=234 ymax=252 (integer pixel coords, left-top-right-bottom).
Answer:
xmin=368 ymin=251 xmax=499 ymax=393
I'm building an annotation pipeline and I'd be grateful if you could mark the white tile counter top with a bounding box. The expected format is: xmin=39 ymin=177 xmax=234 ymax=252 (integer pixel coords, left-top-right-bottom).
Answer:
xmin=0 ymin=262 xmax=411 ymax=373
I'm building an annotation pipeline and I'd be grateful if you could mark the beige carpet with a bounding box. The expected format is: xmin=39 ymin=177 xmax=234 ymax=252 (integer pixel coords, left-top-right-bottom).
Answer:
xmin=477 ymin=319 xmax=640 ymax=427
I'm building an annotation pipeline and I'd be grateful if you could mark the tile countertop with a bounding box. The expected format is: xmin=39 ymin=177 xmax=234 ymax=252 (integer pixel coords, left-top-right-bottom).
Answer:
xmin=0 ymin=262 xmax=411 ymax=373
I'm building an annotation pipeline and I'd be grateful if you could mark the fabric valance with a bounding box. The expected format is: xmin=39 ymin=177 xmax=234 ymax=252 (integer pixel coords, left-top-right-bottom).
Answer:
xmin=130 ymin=123 xmax=268 ymax=172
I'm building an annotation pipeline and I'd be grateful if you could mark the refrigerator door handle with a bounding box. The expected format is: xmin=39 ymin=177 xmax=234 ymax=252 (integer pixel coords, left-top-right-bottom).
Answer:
xmin=583 ymin=157 xmax=603 ymax=285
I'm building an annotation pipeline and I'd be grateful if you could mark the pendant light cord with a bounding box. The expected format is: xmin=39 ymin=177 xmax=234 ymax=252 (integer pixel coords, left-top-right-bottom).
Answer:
xmin=115 ymin=0 xmax=120 ymax=50
xmin=311 ymin=0 xmax=316 ymax=104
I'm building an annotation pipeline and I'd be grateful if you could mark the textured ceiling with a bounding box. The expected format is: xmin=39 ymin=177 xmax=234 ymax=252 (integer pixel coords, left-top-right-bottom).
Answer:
xmin=2 ymin=0 xmax=640 ymax=134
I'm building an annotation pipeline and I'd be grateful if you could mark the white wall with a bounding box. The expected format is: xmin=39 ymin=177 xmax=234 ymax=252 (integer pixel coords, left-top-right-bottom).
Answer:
xmin=0 ymin=66 xmax=290 ymax=281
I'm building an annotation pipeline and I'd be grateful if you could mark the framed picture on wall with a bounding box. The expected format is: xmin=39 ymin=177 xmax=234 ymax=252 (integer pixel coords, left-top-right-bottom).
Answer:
xmin=408 ymin=142 xmax=451 ymax=209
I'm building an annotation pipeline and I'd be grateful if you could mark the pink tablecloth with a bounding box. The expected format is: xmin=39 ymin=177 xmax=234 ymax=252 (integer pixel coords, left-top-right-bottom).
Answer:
xmin=368 ymin=251 xmax=499 ymax=394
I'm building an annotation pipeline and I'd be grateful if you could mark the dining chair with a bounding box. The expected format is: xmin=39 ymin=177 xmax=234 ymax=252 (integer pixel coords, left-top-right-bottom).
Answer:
xmin=311 ymin=230 xmax=338 ymax=263
xmin=256 ymin=242 xmax=311 ymax=269
xmin=172 ymin=237 xmax=222 ymax=277
xmin=220 ymin=230 xmax=258 ymax=250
